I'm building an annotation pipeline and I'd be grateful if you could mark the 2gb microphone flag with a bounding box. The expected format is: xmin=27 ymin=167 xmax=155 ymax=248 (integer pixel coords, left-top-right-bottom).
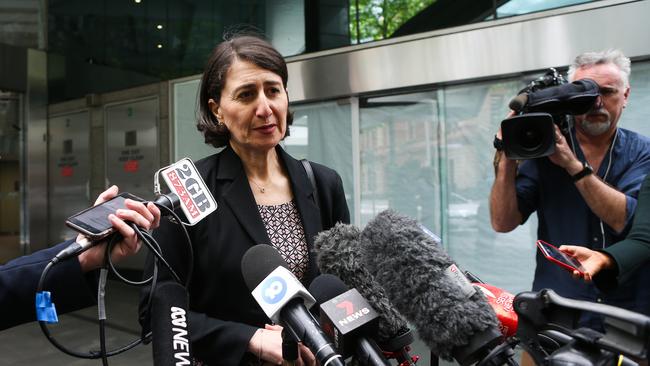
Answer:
xmin=161 ymin=158 xmax=216 ymax=225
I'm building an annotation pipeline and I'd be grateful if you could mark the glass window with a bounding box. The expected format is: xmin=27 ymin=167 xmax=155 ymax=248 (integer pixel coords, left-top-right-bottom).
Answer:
xmin=624 ymin=61 xmax=650 ymax=137
xmin=285 ymin=101 xmax=355 ymax=217
xmin=350 ymin=0 xmax=601 ymax=44
xmin=173 ymin=79 xmax=217 ymax=162
xmin=359 ymin=91 xmax=442 ymax=234
xmin=442 ymin=77 xmax=538 ymax=293
xmin=46 ymin=0 xmax=314 ymax=103
xmin=0 ymin=1 xmax=44 ymax=49
xmin=495 ymin=0 xmax=593 ymax=18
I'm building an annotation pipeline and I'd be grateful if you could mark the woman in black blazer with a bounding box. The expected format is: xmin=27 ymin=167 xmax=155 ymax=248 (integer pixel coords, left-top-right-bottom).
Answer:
xmin=141 ymin=35 xmax=350 ymax=365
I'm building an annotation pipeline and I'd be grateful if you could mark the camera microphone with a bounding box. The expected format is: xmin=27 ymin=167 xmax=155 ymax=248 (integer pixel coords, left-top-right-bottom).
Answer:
xmin=509 ymin=93 xmax=529 ymax=112
xmin=508 ymin=78 xmax=600 ymax=115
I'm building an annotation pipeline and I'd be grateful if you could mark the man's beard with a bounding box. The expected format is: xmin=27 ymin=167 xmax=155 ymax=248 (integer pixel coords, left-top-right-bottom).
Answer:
xmin=579 ymin=111 xmax=612 ymax=136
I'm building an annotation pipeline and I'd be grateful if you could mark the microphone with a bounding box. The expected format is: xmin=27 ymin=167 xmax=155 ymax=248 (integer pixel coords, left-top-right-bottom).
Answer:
xmin=508 ymin=78 xmax=600 ymax=115
xmin=282 ymin=328 xmax=299 ymax=366
xmin=241 ymin=244 xmax=344 ymax=366
xmin=145 ymin=158 xmax=216 ymax=366
xmin=359 ymin=210 xmax=502 ymax=366
xmin=309 ymin=274 xmax=391 ymax=366
xmin=154 ymin=157 xmax=217 ymax=224
xmin=56 ymin=158 xmax=217 ymax=262
xmin=313 ymin=224 xmax=417 ymax=366
xmin=150 ymin=281 xmax=192 ymax=366
xmin=508 ymin=93 xmax=529 ymax=112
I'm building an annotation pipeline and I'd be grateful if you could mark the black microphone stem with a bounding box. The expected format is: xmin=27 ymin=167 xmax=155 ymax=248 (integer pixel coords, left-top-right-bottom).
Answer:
xmin=430 ymin=352 xmax=439 ymax=366
xmin=282 ymin=328 xmax=298 ymax=366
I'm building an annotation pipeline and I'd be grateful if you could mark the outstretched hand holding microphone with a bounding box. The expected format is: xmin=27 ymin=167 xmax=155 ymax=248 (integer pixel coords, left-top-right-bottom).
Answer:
xmin=75 ymin=185 xmax=161 ymax=272
xmin=0 ymin=185 xmax=161 ymax=332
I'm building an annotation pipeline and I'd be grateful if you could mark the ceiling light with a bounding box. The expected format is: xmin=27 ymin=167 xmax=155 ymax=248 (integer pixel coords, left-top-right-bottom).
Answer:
xmin=156 ymin=24 xmax=163 ymax=30
xmin=157 ymin=44 xmax=163 ymax=49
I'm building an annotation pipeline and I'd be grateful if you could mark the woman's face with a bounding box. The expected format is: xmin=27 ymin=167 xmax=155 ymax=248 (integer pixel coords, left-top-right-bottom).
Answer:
xmin=209 ymin=59 xmax=288 ymax=155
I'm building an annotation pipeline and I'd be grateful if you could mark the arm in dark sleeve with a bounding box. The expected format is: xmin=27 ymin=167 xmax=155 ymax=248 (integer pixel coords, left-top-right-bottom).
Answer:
xmin=312 ymin=163 xmax=350 ymax=227
xmin=139 ymin=218 xmax=257 ymax=365
xmin=515 ymin=160 xmax=540 ymax=225
xmin=595 ymin=175 xmax=650 ymax=289
xmin=330 ymin=171 xmax=350 ymax=225
xmin=0 ymin=240 xmax=97 ymax=331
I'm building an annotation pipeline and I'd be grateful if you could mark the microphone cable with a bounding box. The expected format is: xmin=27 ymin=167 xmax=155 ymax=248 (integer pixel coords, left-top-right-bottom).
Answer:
xmin=35 ymin=200 xmax=194 ymax=363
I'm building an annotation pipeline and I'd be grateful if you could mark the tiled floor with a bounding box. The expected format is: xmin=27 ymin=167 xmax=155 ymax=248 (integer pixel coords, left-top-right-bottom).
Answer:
xmin=0 ymin=278 xmax=458 ymax=366
xmin=0 ymin=280 xmax=152 ymax=365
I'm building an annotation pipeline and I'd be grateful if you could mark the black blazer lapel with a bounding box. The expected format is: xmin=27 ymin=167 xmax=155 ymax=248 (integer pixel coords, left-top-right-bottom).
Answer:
xmin=218 ymin=147 xmax=271 ymax=247
xmin=279 ymin=147 xmax=323 ymax=282
xmin=279 ymin=147 xmax=322 ymax=244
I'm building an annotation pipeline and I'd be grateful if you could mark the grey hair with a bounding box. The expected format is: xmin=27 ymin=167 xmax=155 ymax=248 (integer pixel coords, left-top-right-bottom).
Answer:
xmin=568 ymin=49 xmax=631 ymax=87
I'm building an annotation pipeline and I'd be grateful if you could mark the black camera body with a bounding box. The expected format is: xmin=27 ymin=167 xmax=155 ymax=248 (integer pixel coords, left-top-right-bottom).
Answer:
xmin=501 ymin=68 xmax=601 ymax=160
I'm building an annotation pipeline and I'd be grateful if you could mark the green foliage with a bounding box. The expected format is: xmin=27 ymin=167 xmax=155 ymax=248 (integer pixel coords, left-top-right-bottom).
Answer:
xmin=349 ymin=0 xmax=437 ymax=43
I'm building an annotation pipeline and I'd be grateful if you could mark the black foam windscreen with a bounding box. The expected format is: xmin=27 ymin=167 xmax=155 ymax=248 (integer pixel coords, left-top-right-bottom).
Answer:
xmin=241 ymin=244 xmax=288 ymax=290
xmin=314 ymin=223 xmax=412 ymax=348
xmin=150 ymin=281 xmax=192 ymax=366
xmin=508 ymin=93 xmax=529 ymax=112
xmin=360 ymin=210 xmax=501 ymax=365
xmin=309 ymin=274 xmax=349 ymax=305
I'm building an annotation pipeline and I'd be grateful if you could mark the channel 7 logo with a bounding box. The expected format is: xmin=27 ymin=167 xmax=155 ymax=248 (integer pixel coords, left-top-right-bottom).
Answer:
xmin=261 ymin=276 xmax=287 ymax=304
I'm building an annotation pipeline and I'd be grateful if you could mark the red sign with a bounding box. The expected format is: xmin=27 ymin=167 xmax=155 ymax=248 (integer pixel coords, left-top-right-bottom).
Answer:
xmin=124 ymin=160 xmax=139 ymax=172
xmin=166 ymin=170 xmax=200 ymax=219
xmin=61 ymin=166 xmax=73 ymax=177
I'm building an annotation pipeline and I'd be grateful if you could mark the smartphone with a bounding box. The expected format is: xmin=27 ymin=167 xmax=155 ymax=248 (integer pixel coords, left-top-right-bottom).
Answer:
xmin=536 ymin=240 xmax=586 ymax=275
xmin=65 ymin=192 xmax=143 ymax=240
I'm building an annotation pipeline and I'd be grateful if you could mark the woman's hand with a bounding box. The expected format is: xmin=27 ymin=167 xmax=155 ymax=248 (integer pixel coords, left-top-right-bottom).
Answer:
xmin=248 ymin=324 xmax=316 ymax=366
xmin=248 ymin=325 xmax=283 ymax=365
xmin=559 ymin=245 xmax=615 ymax=282
xmin=77 ymin=185 xmax=161 ymax=272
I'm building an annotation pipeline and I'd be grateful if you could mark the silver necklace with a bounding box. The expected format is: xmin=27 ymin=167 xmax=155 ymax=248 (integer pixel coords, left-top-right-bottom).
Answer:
xmin=250 ymin=179 xmax=266 ymax=193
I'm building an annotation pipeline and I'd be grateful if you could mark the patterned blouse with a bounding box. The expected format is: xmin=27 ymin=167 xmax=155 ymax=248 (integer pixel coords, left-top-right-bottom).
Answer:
xmin=257 ymin=200 xmax=309 ymax=280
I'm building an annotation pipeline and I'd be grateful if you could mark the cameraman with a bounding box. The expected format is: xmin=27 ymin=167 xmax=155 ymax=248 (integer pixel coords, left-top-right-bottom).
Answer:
xmin=490 ymin=49 xmax=650 ymax=330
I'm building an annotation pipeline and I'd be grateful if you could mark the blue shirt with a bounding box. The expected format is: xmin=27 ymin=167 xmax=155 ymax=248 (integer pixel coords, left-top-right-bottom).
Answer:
xmin=516 ymin=127 xmax=650 ymax=328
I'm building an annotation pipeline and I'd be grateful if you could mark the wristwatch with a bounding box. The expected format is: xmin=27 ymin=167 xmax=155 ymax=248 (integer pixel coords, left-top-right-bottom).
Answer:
xmin=493 ymin=135 xmax=504 ymax=151
xmin=572 ymin=162 xmax=593 ymax=182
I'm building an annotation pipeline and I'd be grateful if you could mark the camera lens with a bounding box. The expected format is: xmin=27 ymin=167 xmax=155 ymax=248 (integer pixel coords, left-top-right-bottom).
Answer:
xmin=516 ymin=125 xmax=543 ymax=151
xmin=501 ymin=112 xmax=555 ymax=159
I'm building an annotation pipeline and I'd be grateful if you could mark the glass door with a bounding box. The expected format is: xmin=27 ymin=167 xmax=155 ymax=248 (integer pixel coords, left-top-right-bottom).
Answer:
xmin=0 ymin=92 xmax=23 ymax=262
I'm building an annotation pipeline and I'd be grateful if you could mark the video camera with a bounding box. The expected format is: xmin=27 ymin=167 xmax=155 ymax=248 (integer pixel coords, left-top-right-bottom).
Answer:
xmin=501 ymin=68 xmax=601 ymax=159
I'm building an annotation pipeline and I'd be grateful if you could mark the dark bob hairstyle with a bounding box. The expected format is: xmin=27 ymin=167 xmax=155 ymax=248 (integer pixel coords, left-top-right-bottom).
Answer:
xmin=197 ymin=35 xmax=293 ymax=148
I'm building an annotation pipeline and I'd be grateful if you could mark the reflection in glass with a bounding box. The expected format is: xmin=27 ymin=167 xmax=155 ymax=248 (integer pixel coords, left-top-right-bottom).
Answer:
xmin=350 ymin=0 xmax=599 ymax=43
xmin=495 ymin=0 xmax=593 ymax=18
xmin=286 ymin=101 xmax=354 ymax=217
xmin=359 ymin=92 xmax=441 ymax=235
xmin=443 ymin=78 xmax=537 ymax=293
xmin=173 ymin=79 xmax=217 ymax=162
